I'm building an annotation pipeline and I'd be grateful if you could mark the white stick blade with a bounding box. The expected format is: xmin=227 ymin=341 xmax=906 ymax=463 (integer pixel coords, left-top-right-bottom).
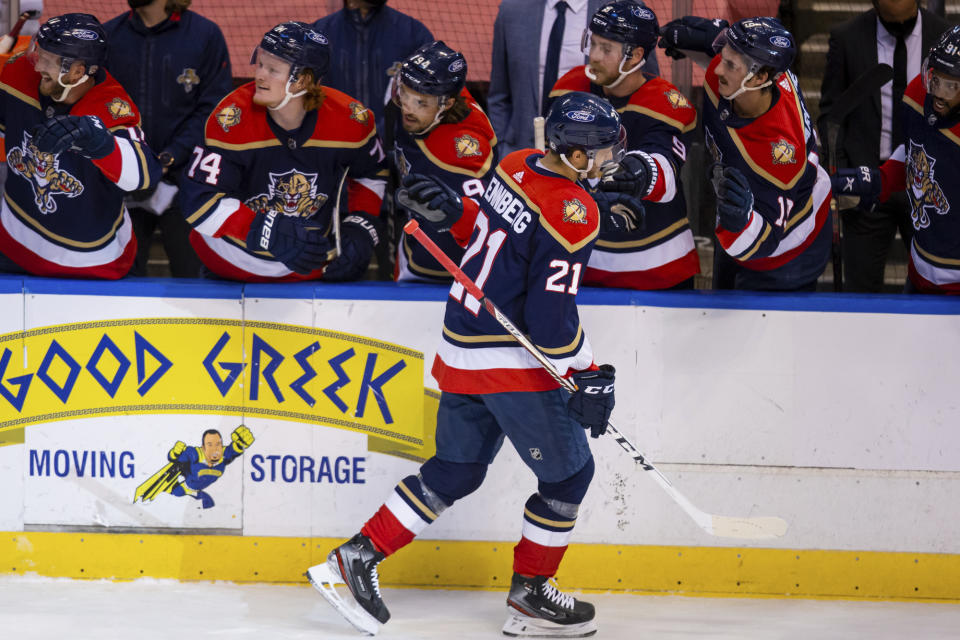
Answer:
xmin=709 ymin=516 xmax=789 ymax=540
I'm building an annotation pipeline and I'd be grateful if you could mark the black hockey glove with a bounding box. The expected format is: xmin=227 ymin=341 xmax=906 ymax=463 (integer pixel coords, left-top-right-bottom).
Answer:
xmin=568 ymin=365 xmax=616 ymax=438
xmin=658 ymin=17 xmax=728 ymax=60
xmin=716 ymin=166 xmax=754 ymax=233
xmin=600 ymin=151 xmax=659 ymax=198
xmin=31 ymin=114 xmax=116 ymax=159
xmin=245 ymin=211 xmax=332 ymax=275
xmin=593 ymin=190 xmax=646 ymax=234
xmin=396 ymin=172 xmax=463 ymax=233
xmin=831 ymin=166 xmax=882 ymax=210
xmin=323 ymin=212 xmax=382 ymax=282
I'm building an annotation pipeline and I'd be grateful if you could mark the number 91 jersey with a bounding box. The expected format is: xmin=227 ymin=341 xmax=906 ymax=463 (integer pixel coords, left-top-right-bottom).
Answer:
xmin=431 ymin=150 xmax=599 ymax=394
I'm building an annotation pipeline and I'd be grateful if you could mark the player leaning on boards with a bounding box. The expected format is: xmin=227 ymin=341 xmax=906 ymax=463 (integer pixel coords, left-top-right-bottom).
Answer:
xmin=549 ymin=0 xmax=700 ymax=290
xmin=832 ymin=26 xmax=960 ymax=295
xmin=660 ymin=16 xmax=832 ymax=291
xmin=385 ymin=41 xmax=497 ymax=283
xmin=308 ymin=92 xmax=633 ymax=637
xmin=180 ymin=22 xmax=387 ymax=282
xmin=0 ymin=13 xmax=161 ymax=278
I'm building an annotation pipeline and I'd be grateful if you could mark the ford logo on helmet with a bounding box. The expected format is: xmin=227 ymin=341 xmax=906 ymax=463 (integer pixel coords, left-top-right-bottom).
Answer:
xmin=69 ymin=29 xmax=100 ymax=41
xmin=307 ymin=31 xmax=328 ymax=45
xmin=566 ymin=110 xmax=596 ymax=123
xmin=769 ymin=35 xmax=791 ymax=48
xmin=448 ymin=59 xmax=465 ymax=73
xmin=634 ymin=7 xmax=654 ymax=20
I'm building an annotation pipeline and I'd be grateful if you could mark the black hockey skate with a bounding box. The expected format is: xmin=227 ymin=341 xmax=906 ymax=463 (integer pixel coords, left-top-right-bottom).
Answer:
xmin=307 ymin=533 xmax=389 ymax=635
xmin=503 ymin=573 xmax=597 ymax=637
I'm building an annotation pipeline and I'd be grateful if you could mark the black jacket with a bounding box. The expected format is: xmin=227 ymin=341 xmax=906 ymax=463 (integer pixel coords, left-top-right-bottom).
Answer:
xmin=819 ymin=8 xmax=948 ymax=168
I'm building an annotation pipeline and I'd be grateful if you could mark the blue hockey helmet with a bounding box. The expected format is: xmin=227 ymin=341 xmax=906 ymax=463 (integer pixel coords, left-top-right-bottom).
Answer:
xmin=255 ymin=22 xmax=330 ymax=81
xmin=398 ymin=41 xmax=467 ymax=98
xmin=586 ymin=1 xmax=659 ymax=58
xmin=713 ymin=16 xmax=796 ymax=77
xmin=925 ymin=25 xmax=960 ymax=78
xmin=34 ymin=13 xmax=107 ymax=74
xmin=546 ymin=91 xmax=626 ymax=173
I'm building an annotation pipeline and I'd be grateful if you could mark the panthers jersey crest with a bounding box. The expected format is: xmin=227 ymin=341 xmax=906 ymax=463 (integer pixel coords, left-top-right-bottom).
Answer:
xmin=349 ymin=102 xmax=370 ymax=125
xmin=771 ymin=138 xmax=796 ymax=165
xmin=245 ymin=169 xmax=328 ymax=219
xmin=664 ymin=90 xmax=691 ymax=110
xmin=454 ymin=134 xmax=481 ymax=158
xmin=106 ymin=97 xmax=133 ymax=120
xmin=562 ymin=198 xmax=588 ymax=224
xmin=216 ymin=104 xmax=242 ymax=132
xmin=7 ymin=131 xmax=83 ymax=214
xmin=907 ymin=141 xmax=949 ymax=229
xmin=177 ymin=68 xmax=200 ymax=94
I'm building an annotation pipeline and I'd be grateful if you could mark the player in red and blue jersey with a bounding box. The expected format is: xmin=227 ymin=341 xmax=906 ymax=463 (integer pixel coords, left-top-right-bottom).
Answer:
xmin=0 ymin=13 xmax=161 ymax=278
xmin=661 ymin=16 xmax=832 ymax=290
xmin=309 ymin=92 xmax=631 ymax=638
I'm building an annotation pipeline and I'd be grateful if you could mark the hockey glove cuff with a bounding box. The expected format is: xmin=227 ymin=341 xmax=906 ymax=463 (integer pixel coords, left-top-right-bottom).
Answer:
xmin=396 ymin=173 xmax=464 ymax=233
xmin=245 ymin=211 xmax=333 ymax=275
xmin=659 ymin=17 xmax=729 ymax=60
xmin=600 ymin=151 xmax=659 ymax=199
xmin=568 ymin=365 xmax=616 ymax=438
xmin=31 ymin=114 xmax=116 ymax=159
xmin=322 ymin=212 xmax=381 ymax=282
xmin=831 ymin=166 xmax=882 ymax=210
xmin=716 ymin=166 xmax=754 ymax=233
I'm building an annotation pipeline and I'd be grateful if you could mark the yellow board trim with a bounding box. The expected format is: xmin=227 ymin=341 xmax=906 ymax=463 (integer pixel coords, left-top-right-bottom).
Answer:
xmin=4 ymin=532 xmax=960 ymax=601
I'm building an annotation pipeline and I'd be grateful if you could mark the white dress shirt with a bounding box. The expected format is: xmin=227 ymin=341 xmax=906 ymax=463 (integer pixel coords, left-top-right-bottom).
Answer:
xmin=538 ymin=0 xmax=589 ymax=107
xmin=877 ymin=12 xmax=923 ymax=160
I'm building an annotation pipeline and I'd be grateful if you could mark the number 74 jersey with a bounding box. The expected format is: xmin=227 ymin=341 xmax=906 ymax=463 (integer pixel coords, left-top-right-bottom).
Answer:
xmin=431 ymin=150 xmax=599 ymax=394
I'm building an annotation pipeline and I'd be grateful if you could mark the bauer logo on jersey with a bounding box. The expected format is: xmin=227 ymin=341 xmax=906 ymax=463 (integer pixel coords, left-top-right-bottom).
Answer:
xmin=177 ymin=68 xmax=200 ymax=94
xmin=454 ymin=134 xmax=482 ymax=158
xmin=106 ymin=97 xmax=133 ymax=120
xmin=562 ymin=198 xmax=589 ymax=224
xmin=246 ymin=169 xmax=328 ymax=218
xmin=216 ymin=105 xmax=242 ymax=132
xmin=7 ymin=132 xmax=83 ymax=215
xmin=349 ymin=102 xmax=370 ymax=125
xmin=907 ymin=142 xmax=950 ymax=229
xmin=771 ymin=138 xmax=796 ymax=165
xmin=664 ymin=90 xmax=691 ymax=110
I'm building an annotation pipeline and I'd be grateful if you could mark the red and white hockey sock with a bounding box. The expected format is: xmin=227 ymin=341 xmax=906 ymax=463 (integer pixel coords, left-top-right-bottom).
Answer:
xmin=513 ymin=493 xmax=578 ymax=577
xmin=361 ymin=474 xmax=443 ymax=556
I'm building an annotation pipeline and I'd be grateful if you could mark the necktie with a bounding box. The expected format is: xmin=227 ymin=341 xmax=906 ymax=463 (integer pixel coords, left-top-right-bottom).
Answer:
xmin=542 ymin=1 xmax=569 ymax=117
xmin=892 ymin=34 xmax=907 ymax=150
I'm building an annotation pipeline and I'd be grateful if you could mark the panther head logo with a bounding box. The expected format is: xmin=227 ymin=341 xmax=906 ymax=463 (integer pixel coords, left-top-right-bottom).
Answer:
xmin=177 ymin=68 xmax=200 ymax=94
xmin=7 ymin=132 xmax=83 ymax=214
xmin=216 ymin=104 xmax=242 ymax=132
xmin=246 ymin=169 xmax=328 ymax=219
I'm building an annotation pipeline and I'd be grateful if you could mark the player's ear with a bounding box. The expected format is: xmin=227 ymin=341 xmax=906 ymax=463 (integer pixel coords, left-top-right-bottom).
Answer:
xmin=66 ymin=59 xmax=88 ymax=82
xmin=629 ymin=46 xmax=645 ymax=67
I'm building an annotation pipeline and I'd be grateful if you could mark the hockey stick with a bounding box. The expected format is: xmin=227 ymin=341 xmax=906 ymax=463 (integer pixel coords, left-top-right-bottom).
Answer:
xmin=404 ymin=219 xmax=788 ymax=540
xmin=533 ymin=116 xmax=546 ymax=152
xmin=332 ymin=166 xmax=350 ymax=257
xmin=822 ymin=63 xmax=894 ymax=292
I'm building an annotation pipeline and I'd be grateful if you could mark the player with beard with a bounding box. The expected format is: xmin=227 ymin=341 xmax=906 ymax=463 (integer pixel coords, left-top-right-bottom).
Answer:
xmin=549 ymin=1 xmax=700 ymax=290
xmin=180 ymin=22 xmax=387 ymax=282
xmin=385 ymin=41 xmax=497 ymax=282
xmin=831 ymin=26 xmax=960 ymax=294
xmin=0 ymin=13 xmax=160 ymax=278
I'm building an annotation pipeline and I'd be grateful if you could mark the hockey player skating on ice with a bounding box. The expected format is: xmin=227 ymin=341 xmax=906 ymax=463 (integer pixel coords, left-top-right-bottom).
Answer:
xmin=386 ymin=40 xmax=497 ymax=283
xmin=831 ymin=26 xmax=960 ymax=294
xmin=180 ymin=22 xmax=387 ymax=282
xmin=308 ymin=92 xmax=628 ymax=637
xmin=549 ymin=1 xmax=700 ymax=290
xmin=133 ymin=426 xmax=254 ymax=509
xmin=659 ymin=16 xmax=832 ymax=291
xmin=0 ymin=13 xmax=161 ymax=278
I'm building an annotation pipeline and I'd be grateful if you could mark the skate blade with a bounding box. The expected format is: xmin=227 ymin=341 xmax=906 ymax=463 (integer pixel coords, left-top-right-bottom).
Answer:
xmin=502 ymin=609 xmax=597 ymax=638
xmin=307 ymin=560 xmax=380 ymax=636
